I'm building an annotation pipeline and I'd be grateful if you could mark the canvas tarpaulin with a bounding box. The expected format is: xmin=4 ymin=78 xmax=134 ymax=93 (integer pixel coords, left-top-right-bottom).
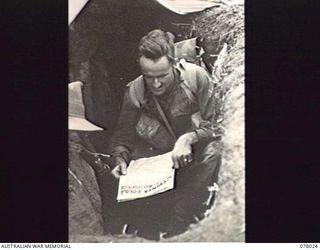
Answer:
xmin=69 ymin=0 xmax=224 ymax=25
xmin=155 ymin=0 xmax=221 ymax=15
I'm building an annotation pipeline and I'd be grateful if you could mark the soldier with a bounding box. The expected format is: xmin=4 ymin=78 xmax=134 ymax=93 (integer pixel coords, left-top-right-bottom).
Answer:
xmin=101 ymin=29 xmax=222 ymax=240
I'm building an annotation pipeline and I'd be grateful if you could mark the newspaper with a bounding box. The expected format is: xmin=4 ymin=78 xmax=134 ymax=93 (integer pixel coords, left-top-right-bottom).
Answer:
xmin=117 ymin=152 xmax=175 ymax=202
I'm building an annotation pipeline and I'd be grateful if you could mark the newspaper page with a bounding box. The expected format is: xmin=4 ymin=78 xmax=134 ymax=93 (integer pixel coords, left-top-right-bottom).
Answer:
xmin=117 ymin=152 xmax=175 ymax=202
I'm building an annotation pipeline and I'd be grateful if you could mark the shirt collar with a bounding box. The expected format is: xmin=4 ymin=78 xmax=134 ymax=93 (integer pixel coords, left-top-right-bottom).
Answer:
xmin=174 ymin=59 xmax=187 ymax=83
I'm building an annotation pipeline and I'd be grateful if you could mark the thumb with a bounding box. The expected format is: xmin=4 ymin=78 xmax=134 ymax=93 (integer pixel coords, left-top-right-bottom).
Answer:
xmin=120 ymin=163 xmax=127 ymax=175
xmin=172 ymin=156 xmax=180 ymax=169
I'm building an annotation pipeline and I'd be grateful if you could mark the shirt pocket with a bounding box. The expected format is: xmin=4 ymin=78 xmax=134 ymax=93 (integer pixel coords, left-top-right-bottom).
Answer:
xmin=135 ymin=113 xmax=175 ymax=151
xmin=136 ymin=113 xmax=161 ymax=140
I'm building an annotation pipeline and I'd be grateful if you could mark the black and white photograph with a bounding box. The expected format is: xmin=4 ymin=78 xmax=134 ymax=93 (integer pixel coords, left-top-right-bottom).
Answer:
xmin=3 ymin=0 xmax=320 ymax=246
xmin=68 ymin=0 xmax=244 ymax=243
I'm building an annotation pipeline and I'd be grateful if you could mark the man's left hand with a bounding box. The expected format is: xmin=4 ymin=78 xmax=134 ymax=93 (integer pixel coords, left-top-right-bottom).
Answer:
xmin=172 ymin=132 xmax=197 ymax=169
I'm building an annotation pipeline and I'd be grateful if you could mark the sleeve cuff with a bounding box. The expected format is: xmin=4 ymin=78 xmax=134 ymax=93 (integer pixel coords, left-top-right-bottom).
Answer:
xmin=111 ymin=145 xmax=131 ymax=165
xmin=194 ymin=128 xmax=210 ymax=141
xmin=112 ymin=145 xmax=130 ymax=154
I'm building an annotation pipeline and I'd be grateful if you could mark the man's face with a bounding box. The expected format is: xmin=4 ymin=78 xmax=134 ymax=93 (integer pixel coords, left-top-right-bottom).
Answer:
xmin=139 ymin=55 xmax=175 ymax=96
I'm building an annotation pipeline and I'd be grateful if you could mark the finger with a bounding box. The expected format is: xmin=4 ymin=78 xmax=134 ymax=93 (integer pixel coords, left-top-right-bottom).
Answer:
xmin=186 ymin=154 xmax=193 ymax=164
xmin=180 ymin=156 xmax=186 ymax=167
xmin=178 ymin=154 xmax=188 ymax=167
xmin=179 ymin=156 xmax=187 ymax=168
xmin=111 ymin=169 xmax=120 ymax=179
xmin=181 ymin=154 xmax=192 ymax=167
xmin=120 ymin=164 xmax=127 ymax=175
xmin=111 ymin=166 xmax=121 ymax=179
xmin=172 ymin=156 xmax=180 ymax=169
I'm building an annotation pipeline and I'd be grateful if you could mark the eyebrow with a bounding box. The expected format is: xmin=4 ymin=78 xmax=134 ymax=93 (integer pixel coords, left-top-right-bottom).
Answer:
xmin=144 ymin=72 xmax=169 ymax=78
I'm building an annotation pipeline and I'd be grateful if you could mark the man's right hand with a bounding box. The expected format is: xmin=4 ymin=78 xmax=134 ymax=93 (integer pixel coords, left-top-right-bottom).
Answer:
xmin=111 ymin=156 xmax=128 ymax=179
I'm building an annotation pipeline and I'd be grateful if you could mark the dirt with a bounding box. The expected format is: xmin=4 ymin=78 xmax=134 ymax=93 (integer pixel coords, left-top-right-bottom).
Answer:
xmin=69 ymin=0 xmax=244 ymax=243
xmin=183 ymin=2 xmax=245 ymax=242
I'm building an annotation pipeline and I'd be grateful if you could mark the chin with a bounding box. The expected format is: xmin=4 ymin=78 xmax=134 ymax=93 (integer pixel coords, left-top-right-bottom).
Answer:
xmin=151 ymin=89 xmax=165 ymax=96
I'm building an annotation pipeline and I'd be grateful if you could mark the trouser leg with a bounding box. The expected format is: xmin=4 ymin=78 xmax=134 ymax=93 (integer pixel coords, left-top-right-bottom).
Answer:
xmin=126 ymin=140 xmax=222 ymax=239
xmin=123 ymin=141 xmax=167 ymax=239
xmin=98 ymin=140 xmax=164 ymax=236
xmin=125 ymin=140 xmax=222 ymax=239
xmin=98 ymin=171 xmax=132 ymax=234
xmin=97 ymin=140 xmax=221 ymax=239
xmin=163 ymin=140 xmax=222 ymax=237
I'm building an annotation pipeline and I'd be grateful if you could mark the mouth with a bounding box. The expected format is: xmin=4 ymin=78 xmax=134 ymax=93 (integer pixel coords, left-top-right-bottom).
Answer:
xmin=153 ymin=86 xmax=162 ymax=90
xmin=151 ymin=87 xmax=165 ymax=94
xmin=151 ymin=85 xmax=163 ymax=91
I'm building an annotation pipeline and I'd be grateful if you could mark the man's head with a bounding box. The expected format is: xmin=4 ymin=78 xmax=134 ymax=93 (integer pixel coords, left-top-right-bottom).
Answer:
xmin=138 ymin=30 xmax=176 ymax=96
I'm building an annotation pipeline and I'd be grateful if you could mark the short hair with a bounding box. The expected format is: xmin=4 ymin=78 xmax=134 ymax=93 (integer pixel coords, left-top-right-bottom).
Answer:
xmin=138 ymin=29 xmax=175 ymax=62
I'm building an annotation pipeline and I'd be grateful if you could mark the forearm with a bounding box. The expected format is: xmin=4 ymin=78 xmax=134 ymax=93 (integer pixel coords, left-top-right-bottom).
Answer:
xmin=177 ymin=131 xmax=199 ymax=146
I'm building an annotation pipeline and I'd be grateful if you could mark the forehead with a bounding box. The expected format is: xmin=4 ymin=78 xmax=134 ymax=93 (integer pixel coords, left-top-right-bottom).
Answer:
xmin=139 ymin=56 xmax=172 ymax=76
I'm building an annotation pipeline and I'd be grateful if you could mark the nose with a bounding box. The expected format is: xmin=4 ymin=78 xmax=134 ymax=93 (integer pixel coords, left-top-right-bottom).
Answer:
xmin=152 ymin=77 xmax=162 ymax=89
